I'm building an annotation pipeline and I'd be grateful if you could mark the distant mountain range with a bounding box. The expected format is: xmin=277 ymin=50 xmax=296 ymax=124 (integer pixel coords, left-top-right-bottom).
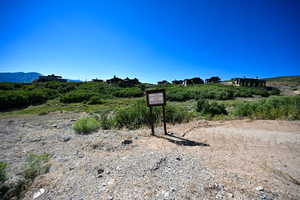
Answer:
xmin=0 ymin=72 xmax=81 ymax=83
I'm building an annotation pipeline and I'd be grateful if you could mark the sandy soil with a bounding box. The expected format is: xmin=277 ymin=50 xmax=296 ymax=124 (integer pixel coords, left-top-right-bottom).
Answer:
xmin=166 ymin=120 xmax=300 ymax=199
xmin=1 ymin=113 xmax=299 ymax=199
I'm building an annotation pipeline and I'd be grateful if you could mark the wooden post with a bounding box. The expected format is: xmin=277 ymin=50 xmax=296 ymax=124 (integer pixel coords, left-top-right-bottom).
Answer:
xmin=162 ymin=105 xmax=167 ymax=135
xmin=149 ymin=106 xmax=154 ymax=136
xmin=146 ymin=89 xmax=167 ymax=136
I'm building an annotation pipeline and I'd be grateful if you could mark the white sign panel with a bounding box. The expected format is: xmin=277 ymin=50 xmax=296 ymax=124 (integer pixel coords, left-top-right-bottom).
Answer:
xmin=148 ymin=93 xmax=164 ymax=105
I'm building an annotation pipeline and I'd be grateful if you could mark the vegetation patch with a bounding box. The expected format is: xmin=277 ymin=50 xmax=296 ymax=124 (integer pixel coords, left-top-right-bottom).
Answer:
xmin=113 ymin=100 xmax=158 ymax=129
xmin=73 ymin=117 xmax=100 ymax=134
xmin=233 ymin=96 xmax=300 ymax=120
xmin=100 ymin=114 xmax=115 ymax=130
xmin=0 ymin=154 xmax=51 ymax=200
xmin=0 ymin=88 xmax=58 ymax=110
xmin=0 ymin=81 xmax=281 ymax=113
xmin=0 ymin=162 xmax=8 ymax=183
xmin=112 ymin=87 xmax=144 ymax=98
xmin=113 ymin=100 xmax=191 ymax=129
xmin=164 ymin=84 xmax=279 ymax=102
xmin=87 ymin=95 xmax=104 ymax=105
xmin=164 ymin=104 xmax=192 ymax=124
xmin=23 ymin=153 xmax=50 ymax=182
xmin=60 ymin=90 xmax=98 ymax=103
xmin=196 ymin=99 xmax=227 ymax=117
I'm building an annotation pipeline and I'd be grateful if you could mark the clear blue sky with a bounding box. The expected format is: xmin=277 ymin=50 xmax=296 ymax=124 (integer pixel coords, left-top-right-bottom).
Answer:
xmin=0 ymin=0 xmax=299 ymax=83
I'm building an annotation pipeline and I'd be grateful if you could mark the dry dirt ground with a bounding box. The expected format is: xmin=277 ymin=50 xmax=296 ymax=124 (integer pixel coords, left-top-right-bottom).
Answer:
xmin=1 ymin=112 xmax=300 ymax=200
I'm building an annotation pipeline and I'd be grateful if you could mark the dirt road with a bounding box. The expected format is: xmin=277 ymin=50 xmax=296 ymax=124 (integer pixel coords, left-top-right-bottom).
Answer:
xmin=1 ymin=112 xmax=299 ymax=199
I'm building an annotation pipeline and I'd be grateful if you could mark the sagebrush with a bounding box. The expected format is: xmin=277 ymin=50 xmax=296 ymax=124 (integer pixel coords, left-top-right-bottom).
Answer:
xmin=23 ymin=153 xmax=50 ymax=181
xmin=73 ymin=117 xmax=100 ymax=134
xmin=233 ymin=96 xmax=300 ymax=120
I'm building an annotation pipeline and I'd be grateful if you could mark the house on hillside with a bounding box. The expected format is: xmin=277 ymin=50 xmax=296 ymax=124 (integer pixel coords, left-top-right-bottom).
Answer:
xmin=183 ymin=77 xmax=204 ymax=86
xmin=33 ymin=74 xmax=67 ymax=82
xmin=205 ymin=76 xmax=221 ymax=83
xmin=157 ymin=80 xmax=170 ymax=85
xmin=232 ymin=78 xmax=266 ymax=87
xmin=106 ymin=76 xmax=123 ymax=85
xmin=172 ymin=80 xmax=183 ymax=85
xmin=106 ymin=76 xmax=140 ymax=87
xmin=121 ymin=77 xmax=140 ymax=87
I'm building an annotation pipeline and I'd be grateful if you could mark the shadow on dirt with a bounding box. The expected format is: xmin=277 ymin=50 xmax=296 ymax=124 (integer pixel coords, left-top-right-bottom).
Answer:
xmin=154 ymin=133 xmax=210 ymax=147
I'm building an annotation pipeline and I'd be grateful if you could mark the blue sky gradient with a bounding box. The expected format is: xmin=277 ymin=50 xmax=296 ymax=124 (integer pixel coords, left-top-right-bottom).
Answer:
xmin=0 ymin=0 xmax=299 ymax=83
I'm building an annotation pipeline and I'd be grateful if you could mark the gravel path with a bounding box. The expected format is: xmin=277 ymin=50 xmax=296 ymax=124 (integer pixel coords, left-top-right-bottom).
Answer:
xmin=1 ymin=112 xmax=300 ymax=200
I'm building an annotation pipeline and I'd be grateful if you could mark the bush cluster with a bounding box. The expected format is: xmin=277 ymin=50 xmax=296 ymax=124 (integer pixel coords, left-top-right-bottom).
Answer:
xmin=60 ymin=84 xmax=144 ymax=103
xmin=113 ymin=100 xmax=159 ymax=129
xmin=112 ymin=87 xmax=144 ymax=98
xmin=0 ymin=153 xmax=51 ymax=200
xmin=72 ymin=117 xmax=100 ymax=134
xmin=100 ymin=114 xmax=115 ymax=130
xmin=164 ymin=104 xmax=192 ymax=124
xmin=0 ymin=81 xmax=280 ymax=110
xmin=90 ymin=100 xmax=191 ymax=130
xmin=196 ymin=99 xmax=227 ymax=116
xmin=23 ymin=153 xmax=50 ymax=181
xmin=233 ymin=96 xmax=300 ymax=120
xmin=87 ymin=96 xmax=104 ymax=105
xmin=0 ymin=81 xmax=146 ymax=109
xmin=113 ymin=100 xmax=191 ymax=129
xmin=41 ymin=81 xmax=80 ymax=93
xmin=0 ymin=89 xmax=58 ymax=110
xmin=0 ymin=83 xmax=26 ymax=90
xmin=60 ymin=90 xmax=97 ymax=103
xmin=166 ymin=85 xmax=279 ymax=101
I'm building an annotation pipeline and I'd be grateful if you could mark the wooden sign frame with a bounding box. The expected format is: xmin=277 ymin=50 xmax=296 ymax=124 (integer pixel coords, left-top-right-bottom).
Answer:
xmin=145 ymin=89 xmax=167 ymax=136
xmin=145 ymin=89 xmax=166 ymax=107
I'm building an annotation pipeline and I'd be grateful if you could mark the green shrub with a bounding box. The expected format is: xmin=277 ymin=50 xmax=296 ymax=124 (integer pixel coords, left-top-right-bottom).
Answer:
xmin=0 ymin=162 xmax=7 ymax=183
xmin=197 ymin=99 xmax=227 ymax=116
xmin=0 ymin=155 xmax=50 ymax=199
xmin=23 ymin=153 xmax=50 ymax=181
xmin=100 ymin=114 xmax=115 ymax=130
xmin=233 ymin=96 xmax=300 ymax=120
xmin=113 ymin=87 xmax=144 ymax=98
xmin=60 ymin=90 xmax=96 ymax=103
xmin=0 ymin=83 xmax=20 ymax=90
xmin=234 ymin=89 xmax=253 ymax=97
xmin=114 ymin=100 xmax=158 ymax=129
xmin=196 ymin=99 xmax=210 ymax=112
xmin=167 ymin=90 xmax=193 ymax=101
xmin=165 ymin=104 xmax=191 ymax=124
xmin=42 ymin=81 xmax=80 ymax=93
xmin=114 ymin=100 xmax=190 ymax=129
xmin=165 ymin=85 xmax=263 ymax=101
xmin=253 ymin=88 xmax=269 ymax=97
xmin=233 ymin=102 xmax=257 ymax=117
xmin=0 ymin=89 xmax=56 ymax=110
xmin=73 ymin=117 xmax=100 ymax=134
xmin=267 ymin=87 xmax=280 ymax=96
xmin=214 ymin=90 xmax=233 ymax=100
xmin=88 ymin=96 xmax=104 ymax=105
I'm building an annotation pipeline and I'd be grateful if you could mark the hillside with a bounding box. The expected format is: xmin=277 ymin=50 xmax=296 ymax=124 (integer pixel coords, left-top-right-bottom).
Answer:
xmin=0 ymin=81 xmax=299 ymax=199
xmin=265 ymin=76 xmax=300 ymax=87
